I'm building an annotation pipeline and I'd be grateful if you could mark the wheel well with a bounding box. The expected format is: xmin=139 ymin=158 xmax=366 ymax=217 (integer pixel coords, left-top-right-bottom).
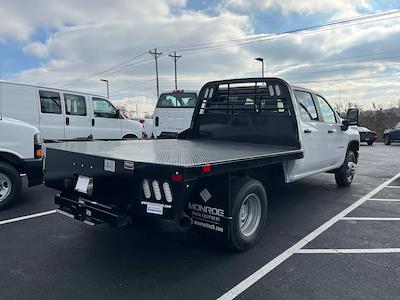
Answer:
xmin=232 ymin=163 xmax=285 ymax=188
xmin=348 ymin=140 xmax=359 ymax=161
xmin=0 ymin=152 xmax=25 ymax=173
xmin=122 ymin=134 xmax=138 ymax=139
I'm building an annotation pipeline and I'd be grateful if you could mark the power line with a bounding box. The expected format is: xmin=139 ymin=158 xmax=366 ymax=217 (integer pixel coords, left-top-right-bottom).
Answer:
xmin=160 ymin=9 xmax=400 ymax=54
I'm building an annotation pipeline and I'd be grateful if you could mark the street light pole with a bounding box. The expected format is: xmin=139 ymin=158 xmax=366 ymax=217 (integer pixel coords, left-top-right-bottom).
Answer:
xmin=254 ymin=57 xmax=264 ymax=78
xmin=100 ymin=79 xmax=109 ymax=99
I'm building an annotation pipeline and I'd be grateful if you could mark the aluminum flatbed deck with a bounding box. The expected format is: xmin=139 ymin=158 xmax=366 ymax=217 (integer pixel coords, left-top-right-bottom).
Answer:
xmin=47 ymin=139 xmax=303 ymax=168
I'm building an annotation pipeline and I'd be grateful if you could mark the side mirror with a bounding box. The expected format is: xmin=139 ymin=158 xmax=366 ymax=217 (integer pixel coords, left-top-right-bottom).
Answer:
xmin=347 ymin=108 xmax=359 ymax=126
xmin=341 ymin=119 xmax=349 ymax=131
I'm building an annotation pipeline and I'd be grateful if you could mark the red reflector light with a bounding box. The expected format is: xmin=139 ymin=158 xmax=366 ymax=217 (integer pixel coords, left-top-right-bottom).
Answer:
xmin=172 ymin=174 xmax=184 ymax=182
xmin=202 ymin=164 xmax=211 ymax=173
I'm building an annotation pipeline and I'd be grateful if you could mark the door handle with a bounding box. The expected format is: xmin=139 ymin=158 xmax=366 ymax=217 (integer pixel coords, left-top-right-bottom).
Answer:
xmin=92 ymin=119 xmax=95 ymax=126
xmin=304 ymin=129 xmax=312 ymax=134
xmin=66 ymin=117 xmax=69 ymax=126
xmin=328 ymin=129 xmax=334 ymax=133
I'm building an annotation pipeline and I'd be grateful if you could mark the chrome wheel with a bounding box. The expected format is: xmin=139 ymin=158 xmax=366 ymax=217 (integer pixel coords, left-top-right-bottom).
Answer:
xmin=0 ymin=173 xmax=12 ymax=202
xmin=347 ymin=159 xmax=357 ymax=181
xmin=239 ymin=193 xmax=262 ymax=237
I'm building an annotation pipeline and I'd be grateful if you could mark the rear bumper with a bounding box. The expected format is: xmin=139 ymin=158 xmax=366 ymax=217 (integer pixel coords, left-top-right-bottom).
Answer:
xmin=55 ymin=194 xmax=129 ymax=226
xmin=23 ymin=158 xmax=43 ymax=187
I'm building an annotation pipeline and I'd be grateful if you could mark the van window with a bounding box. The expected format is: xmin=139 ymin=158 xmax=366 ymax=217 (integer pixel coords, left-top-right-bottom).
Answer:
xmin=92 ymin=97 xmax=119 ymax=118
xmin=64 ymin=94 xmax=87 ymax=116
xmin=294 ymin=91 xmax=318 ymax=121
xmin=39 ymin=90 xmax=62 ymax=114
xmin=157 ymin=93 xmax=197 ymax=108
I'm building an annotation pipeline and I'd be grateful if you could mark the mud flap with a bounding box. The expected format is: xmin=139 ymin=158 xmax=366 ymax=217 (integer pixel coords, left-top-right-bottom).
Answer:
xmin=184 ymin=173 xmax=231 ymax=241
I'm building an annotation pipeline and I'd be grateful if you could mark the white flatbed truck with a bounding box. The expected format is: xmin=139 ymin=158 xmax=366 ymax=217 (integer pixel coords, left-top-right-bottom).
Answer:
xmin=44 ymin=78 xmax=360 ymax=250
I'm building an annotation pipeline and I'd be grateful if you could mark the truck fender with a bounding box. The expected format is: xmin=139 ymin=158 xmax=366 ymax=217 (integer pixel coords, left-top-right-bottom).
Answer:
xmin=0 ymin=151 xmax=25 ymax=172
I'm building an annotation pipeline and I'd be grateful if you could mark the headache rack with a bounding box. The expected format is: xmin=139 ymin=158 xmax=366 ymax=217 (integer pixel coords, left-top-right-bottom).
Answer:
xmin=198 ymin=79 xmax=292 ymax=115
xmin=191 ymin=78 xmax=299 ymax=148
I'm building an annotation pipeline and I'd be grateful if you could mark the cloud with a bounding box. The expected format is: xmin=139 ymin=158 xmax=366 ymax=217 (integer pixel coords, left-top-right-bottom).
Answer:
xmin=3 ymin=0 xmax=400 ymax=114
xmin=222 ymin=0 xmax=372 ymax=18
xmin=22 ymin=42 xmax=49 ymax=58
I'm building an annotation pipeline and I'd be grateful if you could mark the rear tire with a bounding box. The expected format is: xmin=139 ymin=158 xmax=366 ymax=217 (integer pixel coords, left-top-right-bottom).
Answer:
xmin=367 ymin=141 xmax=373 ymax=146
xmin=384 ymin=135 xmax=391 ymax=145
xmin=0 ymin=162 xmax=22 ymax=210
xmin=335 ymin=151 xmax=357 ymax=187
xmin=226 ymin=178 xmax=268 ymax=251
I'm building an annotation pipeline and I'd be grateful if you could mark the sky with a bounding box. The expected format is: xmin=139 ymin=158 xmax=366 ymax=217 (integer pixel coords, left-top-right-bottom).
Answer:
xmin=0 ymin=0 xmax=399 ymax=116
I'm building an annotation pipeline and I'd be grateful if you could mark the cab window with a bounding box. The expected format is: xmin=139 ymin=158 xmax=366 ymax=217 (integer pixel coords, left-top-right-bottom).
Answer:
xmin=64 ymin=94 xmax=87 ymax=116
xmin=294 ymin=90 xmax=318 ymax=121
xmin=39 ymin=90 xmax=62 ymax=114
xmin=315 ymin=95 xmax=336 ymax=123
xmin=157 ymin=93 xmax=197 ymax=108
xmin=92 ymin=97 xmax=119 ymax=118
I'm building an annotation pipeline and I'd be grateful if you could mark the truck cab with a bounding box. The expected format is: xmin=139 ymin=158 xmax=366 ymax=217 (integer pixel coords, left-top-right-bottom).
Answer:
xmin=287 ymin=86 xmax=360 ymax=183
xmin=153 ymin=90 xmax=197 ymax=138
xmin=0 ymin=117 xmax=43 ymax=209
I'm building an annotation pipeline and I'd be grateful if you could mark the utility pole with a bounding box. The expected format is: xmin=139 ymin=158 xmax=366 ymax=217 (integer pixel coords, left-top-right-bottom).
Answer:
xmin=169 ymin=51 xmax=182 ymax=90
xmin=149 ymin=48 xmax=163 ymax=99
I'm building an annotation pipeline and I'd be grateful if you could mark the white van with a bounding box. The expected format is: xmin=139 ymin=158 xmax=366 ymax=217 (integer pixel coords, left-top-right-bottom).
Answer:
xmin=152 ymin=90 xmax=198 ymax=138
xmin=0 ymin=81 xmax=143 ymax=141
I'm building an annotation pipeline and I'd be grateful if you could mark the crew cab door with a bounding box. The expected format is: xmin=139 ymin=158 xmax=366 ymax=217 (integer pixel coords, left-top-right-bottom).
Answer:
xmin=38 ymin=90 xmax=65 ymax=140
xmin=314 ymin=94 xmax=346 ymax=167
xmin=63 ymin=93 xmax=92 ymax=140
xmin=91 ymin=97 xmax=122 ymax=139
xmin=290 ymin=90 xmax=327 ymax=176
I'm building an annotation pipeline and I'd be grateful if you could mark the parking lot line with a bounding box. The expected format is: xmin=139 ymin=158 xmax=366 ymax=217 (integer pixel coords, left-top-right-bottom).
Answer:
xmin=217 ymin=171 xmax=400 ymax=300
xmin=385 ymin=186 xmax=400 ymax=189
xmin=297 ymin=248 xmax=400 ymax=254
xmin=368 ymin=198 xmax=400 ymax=202
xmin=0 ymin=210 xmax=57 ymax=226
xmin=342 ymin=217 xmax=400 ymax=221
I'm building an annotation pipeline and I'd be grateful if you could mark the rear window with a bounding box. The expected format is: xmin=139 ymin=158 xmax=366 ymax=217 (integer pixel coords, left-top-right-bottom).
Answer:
xmin=157 ymin=93 xmax=197 ymax=108
xmin=39 ymin=90 xmax=62 ymax=114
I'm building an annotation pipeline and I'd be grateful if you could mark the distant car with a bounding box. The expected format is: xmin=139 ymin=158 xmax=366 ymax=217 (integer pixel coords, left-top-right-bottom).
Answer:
xmin=356 ymin=126 xmax=377 ymax=145
xmin=383 ymin=122 xmax=400 ymax=145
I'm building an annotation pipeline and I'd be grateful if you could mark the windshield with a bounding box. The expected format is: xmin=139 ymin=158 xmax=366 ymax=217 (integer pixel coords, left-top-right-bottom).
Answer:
xmin=157 ymin=93 xmax=197 ymax=108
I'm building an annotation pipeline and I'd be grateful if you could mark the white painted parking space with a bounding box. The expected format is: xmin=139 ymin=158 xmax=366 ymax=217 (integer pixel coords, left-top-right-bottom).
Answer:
xmin=297 ymin=248 xmax=400 ymax=254
xmin=342 ymin=217 xmax=400 ymax=221
xmin=0 ymin=210 xmax=57 ymax=226
xmin=218 ymin=171 xmax=400 ymax=300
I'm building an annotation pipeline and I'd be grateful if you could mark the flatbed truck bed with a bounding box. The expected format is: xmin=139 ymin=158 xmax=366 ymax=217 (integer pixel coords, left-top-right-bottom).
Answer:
xmin=48 ymin=139 xmax=303 ymax=167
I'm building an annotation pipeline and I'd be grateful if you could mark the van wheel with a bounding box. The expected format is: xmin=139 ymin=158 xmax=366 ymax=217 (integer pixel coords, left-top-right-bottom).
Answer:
xmin=0 ymin=162 xmax=22 ymax=210
xmin=335 ymin=151 xmax=357 ymax=187
xmin=384 ymin=135 xmax=391 ymax=145
xmin=226 ymin=178 xmax=268 ymax=251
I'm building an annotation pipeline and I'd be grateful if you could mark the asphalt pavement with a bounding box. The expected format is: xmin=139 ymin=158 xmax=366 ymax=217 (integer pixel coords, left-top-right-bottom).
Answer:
xmin=1 ymin=143 xmax=400 ymax=299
